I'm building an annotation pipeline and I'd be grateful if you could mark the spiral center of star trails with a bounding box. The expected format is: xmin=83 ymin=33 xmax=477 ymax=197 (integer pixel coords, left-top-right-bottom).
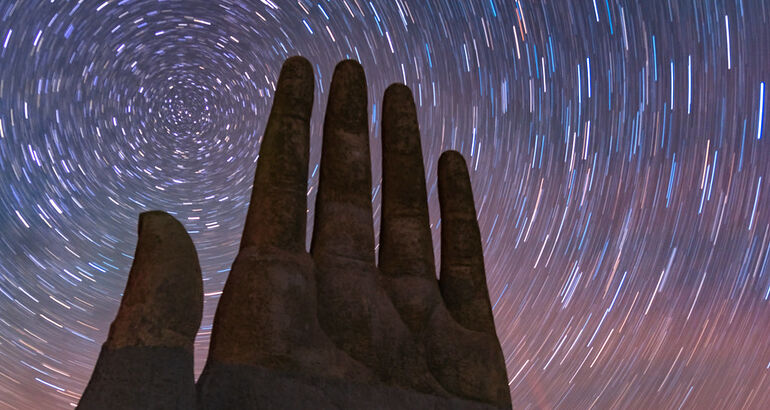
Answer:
xmin=0 ymin=0 xmax=768 ymax=408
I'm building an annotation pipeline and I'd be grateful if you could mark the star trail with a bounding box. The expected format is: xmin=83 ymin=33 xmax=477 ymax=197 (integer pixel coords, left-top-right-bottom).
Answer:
xmin=0 ymin=0 xmax=769 ymax=408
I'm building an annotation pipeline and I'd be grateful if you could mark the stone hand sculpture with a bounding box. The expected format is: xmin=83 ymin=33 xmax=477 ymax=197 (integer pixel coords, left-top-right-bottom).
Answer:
xmin=78 ymin=57 xmax=512 ymax=410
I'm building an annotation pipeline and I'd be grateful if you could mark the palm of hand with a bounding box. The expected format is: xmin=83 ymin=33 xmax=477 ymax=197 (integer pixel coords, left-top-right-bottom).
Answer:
xmin=79 ymin=58 xmax=511 ymax=409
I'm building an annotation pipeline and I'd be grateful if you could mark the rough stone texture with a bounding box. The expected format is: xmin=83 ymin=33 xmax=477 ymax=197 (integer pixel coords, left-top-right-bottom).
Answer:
xmin=80 ymin=57 xmax=512 ymax=410
xmin=378 ymin=84 xmax=511 ymax=406
xmin=105 ymin=211 xmax=203 ymax=351
xmin=310 ymin=60 xmax=447 ymax=397
xmin=79 ymin=211 xmax=202 ymax=409
xmin=200 ymin=57 xmax=374 ymax=384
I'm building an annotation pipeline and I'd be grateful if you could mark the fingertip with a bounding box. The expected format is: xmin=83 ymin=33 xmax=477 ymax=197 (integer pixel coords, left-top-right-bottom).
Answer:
xmin=382 ymin=84 xmax=417 ymax=137
xmin=333 ymin=59 xmax=365 ymax=80
xmin=138 ymin=210 xmax=186 ymax=239
xmin=438 ymin=150 xmax=468 ymax=179
xmin=439 ymin=151 xmax=474 ymax=210
xmin=331 ymin=60 xmax=366 ymax=100
xmin=137 ymin=211 xmax=198 ymax=266
xmin=274 ymin=56 xmax=315 ymax=120
xmin=384 ymin=83 xmax=413 ymax=102
xmin=284 ymin=55 xmax=313 ymax=72
xmin=281 ymin=56 xmax=314 ymax=90
xmin=327 ymin=60 xmax=367 ymax=132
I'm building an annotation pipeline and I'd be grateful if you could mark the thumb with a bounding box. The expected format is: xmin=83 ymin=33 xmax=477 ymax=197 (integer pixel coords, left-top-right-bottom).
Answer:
xmin=79 ymin=211 xmax=202 ymax=410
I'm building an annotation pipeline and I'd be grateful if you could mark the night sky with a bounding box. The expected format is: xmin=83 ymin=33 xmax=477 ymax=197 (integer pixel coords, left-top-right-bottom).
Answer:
xmin=0 ymin=0 xmax=768 ymax=408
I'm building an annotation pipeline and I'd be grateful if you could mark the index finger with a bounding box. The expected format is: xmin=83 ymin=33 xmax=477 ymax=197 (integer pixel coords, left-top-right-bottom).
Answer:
xmin=240 ymin=56 xmax=314 ymax=252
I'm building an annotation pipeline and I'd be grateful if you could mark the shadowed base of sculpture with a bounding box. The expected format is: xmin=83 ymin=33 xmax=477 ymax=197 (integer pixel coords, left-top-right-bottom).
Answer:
xmin=78 ymin=346 xmax=196 ymax=410
xmin=197 ymin=360 xmax=508 ymax=410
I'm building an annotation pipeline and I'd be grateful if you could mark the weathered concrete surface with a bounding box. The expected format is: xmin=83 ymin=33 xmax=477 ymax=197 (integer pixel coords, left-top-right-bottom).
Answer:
xmin=198 ymin=57 xmax=377 ymax=386
xmin=80 ymin=57 xmax=512 ymax=410
xmin=78 ymin=211 xmax=202 ymax=409
xmin=378 ymin=84 xmax=510 ymax=406
xmin=310 ymin=60 xmax=447 ymax=397
xmin=438 ymin=151 xmax=499 ymax=337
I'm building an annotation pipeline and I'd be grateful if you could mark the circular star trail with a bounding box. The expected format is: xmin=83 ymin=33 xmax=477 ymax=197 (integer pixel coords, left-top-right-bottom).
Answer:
xmin=0 ymin=0 xmax=768 ymax=408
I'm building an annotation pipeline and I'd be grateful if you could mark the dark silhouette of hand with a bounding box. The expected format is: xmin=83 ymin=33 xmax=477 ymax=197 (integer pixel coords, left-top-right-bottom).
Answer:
xmin=78 ymin=57 xmax=511 ymax=409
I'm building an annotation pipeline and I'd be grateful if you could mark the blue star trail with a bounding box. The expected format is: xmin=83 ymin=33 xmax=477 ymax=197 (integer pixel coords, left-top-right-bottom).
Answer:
xmin=0 ymin=0 xmax=768 ymax=408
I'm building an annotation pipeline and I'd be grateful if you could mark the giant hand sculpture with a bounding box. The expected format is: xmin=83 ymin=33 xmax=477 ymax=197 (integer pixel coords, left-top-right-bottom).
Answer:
xmin=78 ymin=57 xmax=511 ymax=410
